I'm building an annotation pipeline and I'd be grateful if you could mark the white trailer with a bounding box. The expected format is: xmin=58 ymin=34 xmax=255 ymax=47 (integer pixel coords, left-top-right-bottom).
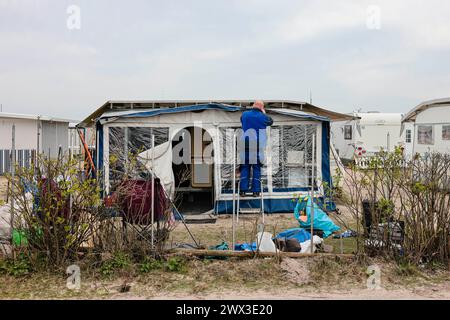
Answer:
xmin=331 ymin=112 xmax=404 ymax=161
xmin=402 ymin=98 xmax=450 ymax=157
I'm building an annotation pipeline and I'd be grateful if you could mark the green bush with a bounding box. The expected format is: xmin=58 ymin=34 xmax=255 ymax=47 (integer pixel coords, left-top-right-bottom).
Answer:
xmin=100 ymin=252 xmax=131 ymax=276
xmin=0 ymin=256 xmax=32 ymax=277
xmin=396 ymin=259 xmax=418 ymax=277
xmin=138 ymin=257 xmax=164 ymax=273
xmin=164 ymin=257 xmax=187 ymax=273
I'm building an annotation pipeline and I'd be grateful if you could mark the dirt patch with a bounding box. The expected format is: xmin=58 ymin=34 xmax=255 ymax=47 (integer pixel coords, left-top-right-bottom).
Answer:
xmin=280 ymin=258 xmax=311 ymax=285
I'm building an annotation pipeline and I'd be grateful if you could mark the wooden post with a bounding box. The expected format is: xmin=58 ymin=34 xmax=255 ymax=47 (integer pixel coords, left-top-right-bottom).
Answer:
xmin=151 ymin=133 xmax=155 ymax=249
xmin=36 ymin=116 xmax=40 ymax=171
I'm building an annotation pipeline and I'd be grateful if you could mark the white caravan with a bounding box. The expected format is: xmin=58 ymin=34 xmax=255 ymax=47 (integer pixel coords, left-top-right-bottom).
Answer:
xmin=402 ymin=98 xmax=450 ymax=157
xmin=331 ymin=112 xmax=404 ymax=161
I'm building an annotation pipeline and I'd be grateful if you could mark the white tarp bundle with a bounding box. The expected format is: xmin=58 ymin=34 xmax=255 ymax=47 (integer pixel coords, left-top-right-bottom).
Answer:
xmin=300 ymin=235 xmax=323 ymax=253
xmin=138 ymin=141 xmax=175 ymax=199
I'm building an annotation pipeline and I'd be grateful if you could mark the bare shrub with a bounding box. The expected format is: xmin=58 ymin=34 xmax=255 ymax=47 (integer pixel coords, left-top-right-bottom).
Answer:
xmin=341 ymin=148 xmax=450 ymax=265
xmin=6 ymin=156 xmax=102 ymax=268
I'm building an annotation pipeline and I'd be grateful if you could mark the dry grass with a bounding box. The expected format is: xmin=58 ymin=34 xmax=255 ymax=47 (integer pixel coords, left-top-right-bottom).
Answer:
xmin=1 ymin=254 xmax=449 ymax=299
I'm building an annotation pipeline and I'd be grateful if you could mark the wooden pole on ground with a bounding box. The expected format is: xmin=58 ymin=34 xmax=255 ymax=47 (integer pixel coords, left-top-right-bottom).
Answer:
xmin=172 ymin=248 xmax=354 ymax=259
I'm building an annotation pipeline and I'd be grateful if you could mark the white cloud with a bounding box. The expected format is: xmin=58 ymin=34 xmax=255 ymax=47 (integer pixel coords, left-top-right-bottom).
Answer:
xmin=194 ymin=49 xmax=234 ymax=61
xmin=276 ymin=2 xmax=365 ymax=43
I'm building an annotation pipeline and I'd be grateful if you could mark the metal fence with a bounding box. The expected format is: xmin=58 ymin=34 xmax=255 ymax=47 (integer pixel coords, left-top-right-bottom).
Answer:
xmin=0 ymin=149 xmax=36 ymax=175
xmin=354 ymin=156 xmax=406 ymax=169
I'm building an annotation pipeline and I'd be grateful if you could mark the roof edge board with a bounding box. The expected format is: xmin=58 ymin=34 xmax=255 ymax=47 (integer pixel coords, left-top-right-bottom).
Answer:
xmin=402 ymin=97 xmax=450 ymax=123
xmin=78 ymin=100 xmax=354 ymax=127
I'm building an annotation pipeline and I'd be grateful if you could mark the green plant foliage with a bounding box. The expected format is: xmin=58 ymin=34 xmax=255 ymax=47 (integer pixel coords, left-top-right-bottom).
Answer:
xmin=100 ymin=252 xmax=131 ymax=276
xmin=0 ymin=255 xmax=32 ymax=277
xmin=138 ymin=257 xmax=164 ymax=273
xmin=395 ymin=259 xmax=418 ymax=277
xmin=164 ymin=257 xmax=187 ymax=273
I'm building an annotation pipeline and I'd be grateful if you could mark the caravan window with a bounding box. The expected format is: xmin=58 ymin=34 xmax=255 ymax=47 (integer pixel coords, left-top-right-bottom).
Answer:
xmin=344 ymin=125 xmax=352 ymax=140
xmin=417 ymin=125 xmax=434 ymax=145
xmin=406 ymin=129 xmax=412 ymax=143
xmin=442 ymin=125 xmax=450 ymax=140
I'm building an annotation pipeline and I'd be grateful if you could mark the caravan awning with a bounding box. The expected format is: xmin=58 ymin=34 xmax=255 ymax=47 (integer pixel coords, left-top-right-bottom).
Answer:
xmin=98 ymin=103 xmax=331 ymax=124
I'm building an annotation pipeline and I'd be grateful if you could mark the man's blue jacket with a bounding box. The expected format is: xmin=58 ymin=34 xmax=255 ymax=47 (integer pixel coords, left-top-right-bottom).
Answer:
xmin=240 ymin=108 xmax=273 ymax=149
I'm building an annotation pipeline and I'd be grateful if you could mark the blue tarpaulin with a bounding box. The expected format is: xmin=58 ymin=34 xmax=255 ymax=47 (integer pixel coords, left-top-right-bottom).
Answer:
xmin=234 ymin=243 xmax=258 ymax=251
xmin=294 ymin=197 xmax=340 ymax=238
xmin=273 ymin=228 xmax=311 ymax=243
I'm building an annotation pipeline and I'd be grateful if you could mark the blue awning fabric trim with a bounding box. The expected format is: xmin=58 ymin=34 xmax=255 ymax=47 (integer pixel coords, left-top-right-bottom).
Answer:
xmin=321 ymin=121 xmax=332 ymax=192
xmin=215 ymin=196 xmax=334 ymax=214
xmin=215 ymin=198 xmax=297 ymax=214
xmin=98 ymin=103 xmax=331 ymax=123
xmin=100 ymin=103 xmax=242 ymax=121
xmin=95 ymin=121 xmax=103 ymax=180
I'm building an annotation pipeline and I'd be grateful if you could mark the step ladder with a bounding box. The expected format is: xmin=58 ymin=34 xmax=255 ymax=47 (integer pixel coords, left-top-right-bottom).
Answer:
xmin=236 ymin=177 xmax=265 ymax=224
xmin=231 ymin=132 xmax=266 ymax=250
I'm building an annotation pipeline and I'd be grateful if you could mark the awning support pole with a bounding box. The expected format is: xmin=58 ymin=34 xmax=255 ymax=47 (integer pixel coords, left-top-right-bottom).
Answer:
xmin=151 ymin=133 xmax=155 ymax=249
xmin=310 ymin=133 xmax=315 ymax=254
xmin=232 ymin=132 xmax=237 ymax=251
xmin=10 ymin=125 xmax=15 ymax=248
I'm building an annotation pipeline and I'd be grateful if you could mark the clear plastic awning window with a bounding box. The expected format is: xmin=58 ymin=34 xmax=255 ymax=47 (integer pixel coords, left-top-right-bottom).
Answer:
xmin=109 ymin=127 xmax=169 ymax=192
xmin=218 ymin=124 xmax=318 ymax=192
xmin=271 ymin=124 xmax=317 ymax=190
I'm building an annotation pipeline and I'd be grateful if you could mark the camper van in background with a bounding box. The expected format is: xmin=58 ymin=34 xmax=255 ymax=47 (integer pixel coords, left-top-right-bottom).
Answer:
xmin=331 ymin=112 xmax=404 ymax=162
xmin=401 ymin=98 xmax=450 ymax=158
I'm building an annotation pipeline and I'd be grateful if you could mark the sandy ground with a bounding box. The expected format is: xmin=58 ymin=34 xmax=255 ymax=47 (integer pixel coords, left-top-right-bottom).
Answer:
xmin=141 ymin=286 xmax=450 ymax=300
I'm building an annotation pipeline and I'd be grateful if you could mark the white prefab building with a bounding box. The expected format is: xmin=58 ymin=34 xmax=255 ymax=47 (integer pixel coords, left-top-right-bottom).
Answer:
xmin=331 ymin=112 xmax=404 ymax=161
xmin=0 ymin=112 xmax=72 ymax=174
xmin=402 ymin=98 xmax=450 ymax=157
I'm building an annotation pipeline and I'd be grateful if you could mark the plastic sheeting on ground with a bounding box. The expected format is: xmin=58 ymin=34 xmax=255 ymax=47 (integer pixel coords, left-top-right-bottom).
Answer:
xmin=256 ymin=231 xmax=277 ymax=253
xmin=273 ymin=228 xmax=311 ymax=243
xmin=294 ymin=197 xmax=340 ymax=238
xmin=234 ymin=242 xmax=257 ymax=251
xmin=234 ymin=231 xmax=278 ymax=253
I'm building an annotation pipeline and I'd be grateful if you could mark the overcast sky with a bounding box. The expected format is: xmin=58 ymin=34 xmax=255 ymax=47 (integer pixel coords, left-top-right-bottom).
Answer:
xmin=1 ymin=0 xmax=450 ymax=120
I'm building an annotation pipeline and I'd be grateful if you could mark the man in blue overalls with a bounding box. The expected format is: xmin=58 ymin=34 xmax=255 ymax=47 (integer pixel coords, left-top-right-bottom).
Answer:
xmin=239 ymin=100 xmax=273 ymax=197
